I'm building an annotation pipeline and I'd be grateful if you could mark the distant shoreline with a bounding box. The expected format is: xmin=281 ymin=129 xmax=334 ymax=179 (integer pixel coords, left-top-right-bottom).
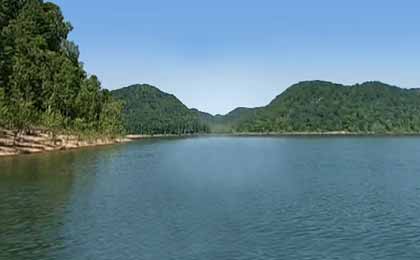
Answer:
xmin=221 ymin=131 xmax=420 ymax=137
xmin=3 ymin=131 xmax=420 ymax=157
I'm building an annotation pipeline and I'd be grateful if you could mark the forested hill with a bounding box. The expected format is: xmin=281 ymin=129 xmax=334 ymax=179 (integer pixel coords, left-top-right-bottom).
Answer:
xmin=192 ymin=107 xmax=259 ymax=133
xmin=232 ymin=81 xmax=420 ymax=133
xmin=127 ymin=80 xmax=420 ymax=135
xmin=0 ymin=0 xmax=122 ymax=136
xmin=111 ymin=84 xmax=209 ymax=134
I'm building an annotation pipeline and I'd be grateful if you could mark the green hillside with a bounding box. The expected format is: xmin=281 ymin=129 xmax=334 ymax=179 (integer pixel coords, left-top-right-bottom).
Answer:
xmin=234 ymin=81 xmax=420 ymax=133
xmin=190 ymin=109 xmax=229 ymax=133
xmin=111 ymin=84 xmax=209 ymax=134
xmin=110 ymin=81 xmax=420 ymax=135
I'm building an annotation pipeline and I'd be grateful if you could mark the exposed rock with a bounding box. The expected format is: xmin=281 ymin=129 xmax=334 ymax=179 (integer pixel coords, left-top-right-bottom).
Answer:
xmin=0 ymin=129 xmax=130 ymax=157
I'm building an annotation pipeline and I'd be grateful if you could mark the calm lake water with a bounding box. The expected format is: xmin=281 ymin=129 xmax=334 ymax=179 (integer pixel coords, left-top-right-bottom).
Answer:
xmin=1 ymin=136 xmax=420 ymax=260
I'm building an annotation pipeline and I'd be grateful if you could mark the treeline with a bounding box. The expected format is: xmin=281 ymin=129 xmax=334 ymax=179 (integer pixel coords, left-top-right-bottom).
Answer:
xmin=0 ymin=0 xmax=123 ymax=137
xmin=234 ymin=81 xmax=420 ymax=133
xmin=111 ymin=84 xmax=209 ymax=135
xmin=128 ymin=117 xmax=209 ymax=135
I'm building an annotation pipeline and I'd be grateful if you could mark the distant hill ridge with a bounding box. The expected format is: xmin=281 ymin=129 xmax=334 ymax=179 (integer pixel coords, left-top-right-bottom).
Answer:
xmin=113 ymin=81 xmax=420 ymax=134
xmin=111 ymin=84 xmax=209 ymax=134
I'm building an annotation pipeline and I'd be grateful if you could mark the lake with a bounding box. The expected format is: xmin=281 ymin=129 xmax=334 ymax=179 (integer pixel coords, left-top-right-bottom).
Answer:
xmin=1 ymin=136 xmax=420 ymax=260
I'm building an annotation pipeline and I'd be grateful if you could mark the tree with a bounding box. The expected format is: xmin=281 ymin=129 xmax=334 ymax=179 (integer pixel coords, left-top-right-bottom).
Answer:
xmin=99 ymin=90 xmax=123 ymax=136
xmin=40 ymin=107 xmax=64 ymax=140
xmin=0 ymin=87 xmax=8 ymax=127
xmin=0 ymin=0 xmax=123 ymax=137
xmin=75 ymin=75 xmax=102 ymax=127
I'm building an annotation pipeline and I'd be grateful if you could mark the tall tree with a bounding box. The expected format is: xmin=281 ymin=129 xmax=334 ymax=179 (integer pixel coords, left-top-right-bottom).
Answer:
xmin=0 ymin=0 xmax=123 ymax=136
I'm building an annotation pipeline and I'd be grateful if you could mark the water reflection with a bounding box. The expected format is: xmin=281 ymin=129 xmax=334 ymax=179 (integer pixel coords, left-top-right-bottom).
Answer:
xmin=0 ymin=146 xmax=122 ymax=260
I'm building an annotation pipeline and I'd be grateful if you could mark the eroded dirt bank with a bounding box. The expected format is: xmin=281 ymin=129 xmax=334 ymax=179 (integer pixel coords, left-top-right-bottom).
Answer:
xmin=0 ymin=129 xmax=129 ymax=157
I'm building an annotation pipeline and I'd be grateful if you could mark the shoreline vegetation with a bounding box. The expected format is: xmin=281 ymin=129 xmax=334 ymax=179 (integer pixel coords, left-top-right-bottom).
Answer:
xmin=227 ymin=131 xmax=420 ymax=136
xmin=0 ymin=0 xmax=125 ymax=155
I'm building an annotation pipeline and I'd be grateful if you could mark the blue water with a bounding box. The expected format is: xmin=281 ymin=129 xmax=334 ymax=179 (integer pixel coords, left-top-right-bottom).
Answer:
xmin=1 ymin=136 xmax=420 ymax=259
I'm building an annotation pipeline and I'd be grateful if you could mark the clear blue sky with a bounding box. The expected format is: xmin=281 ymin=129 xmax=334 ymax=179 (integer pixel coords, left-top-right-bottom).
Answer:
xmin=52 ymin=0 xmax=420 ymax=115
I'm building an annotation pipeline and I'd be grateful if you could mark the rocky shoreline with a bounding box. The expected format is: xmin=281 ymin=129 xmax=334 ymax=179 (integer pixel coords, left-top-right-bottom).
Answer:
xmin=0 ymin=129 xmax=205 ymax=157
xmin=0 ymin=129 xmax=130 ymax=157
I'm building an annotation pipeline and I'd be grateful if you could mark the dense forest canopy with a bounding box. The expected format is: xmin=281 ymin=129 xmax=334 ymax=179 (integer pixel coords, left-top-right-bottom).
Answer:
xmin=227 ymin=81 xmax=420 ymax=133
xmin=192 ymin=107 xmax=258 ymax=133
xmin=0 ymin=0 xmax=123 ymax=136
xmin=112 ymin=81 xmax=420 ymax=135
xmin=111 ymin=84 xmax=209 ymax=135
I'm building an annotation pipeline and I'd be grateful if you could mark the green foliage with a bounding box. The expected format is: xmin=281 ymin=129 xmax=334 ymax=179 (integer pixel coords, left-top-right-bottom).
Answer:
xmin=192 ymin=107 xmax=257 ymax=133
xmin=231 ymin=81 xmax=420 ymax=134
xmin=0 ymin=87 xmax=8 ymax=127
xmin=99 ymin=90 xmax=124 ymax=136
xmin=0 ymin=0 xmax=122 ymax=136
xmin=194 ymin=81 xmax=420 ymax=134
xmin=75 ymin=75 xmax=102 ymax=124
xmin=112 ymin=84 xmax=209 ymax=135
xmin=40 ymin=107 xmax=64 ymax=137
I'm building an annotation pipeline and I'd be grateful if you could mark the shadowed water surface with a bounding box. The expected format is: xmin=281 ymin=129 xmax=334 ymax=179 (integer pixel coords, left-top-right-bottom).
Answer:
xmin=1 ymin=137 xmax=420 ymax=259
